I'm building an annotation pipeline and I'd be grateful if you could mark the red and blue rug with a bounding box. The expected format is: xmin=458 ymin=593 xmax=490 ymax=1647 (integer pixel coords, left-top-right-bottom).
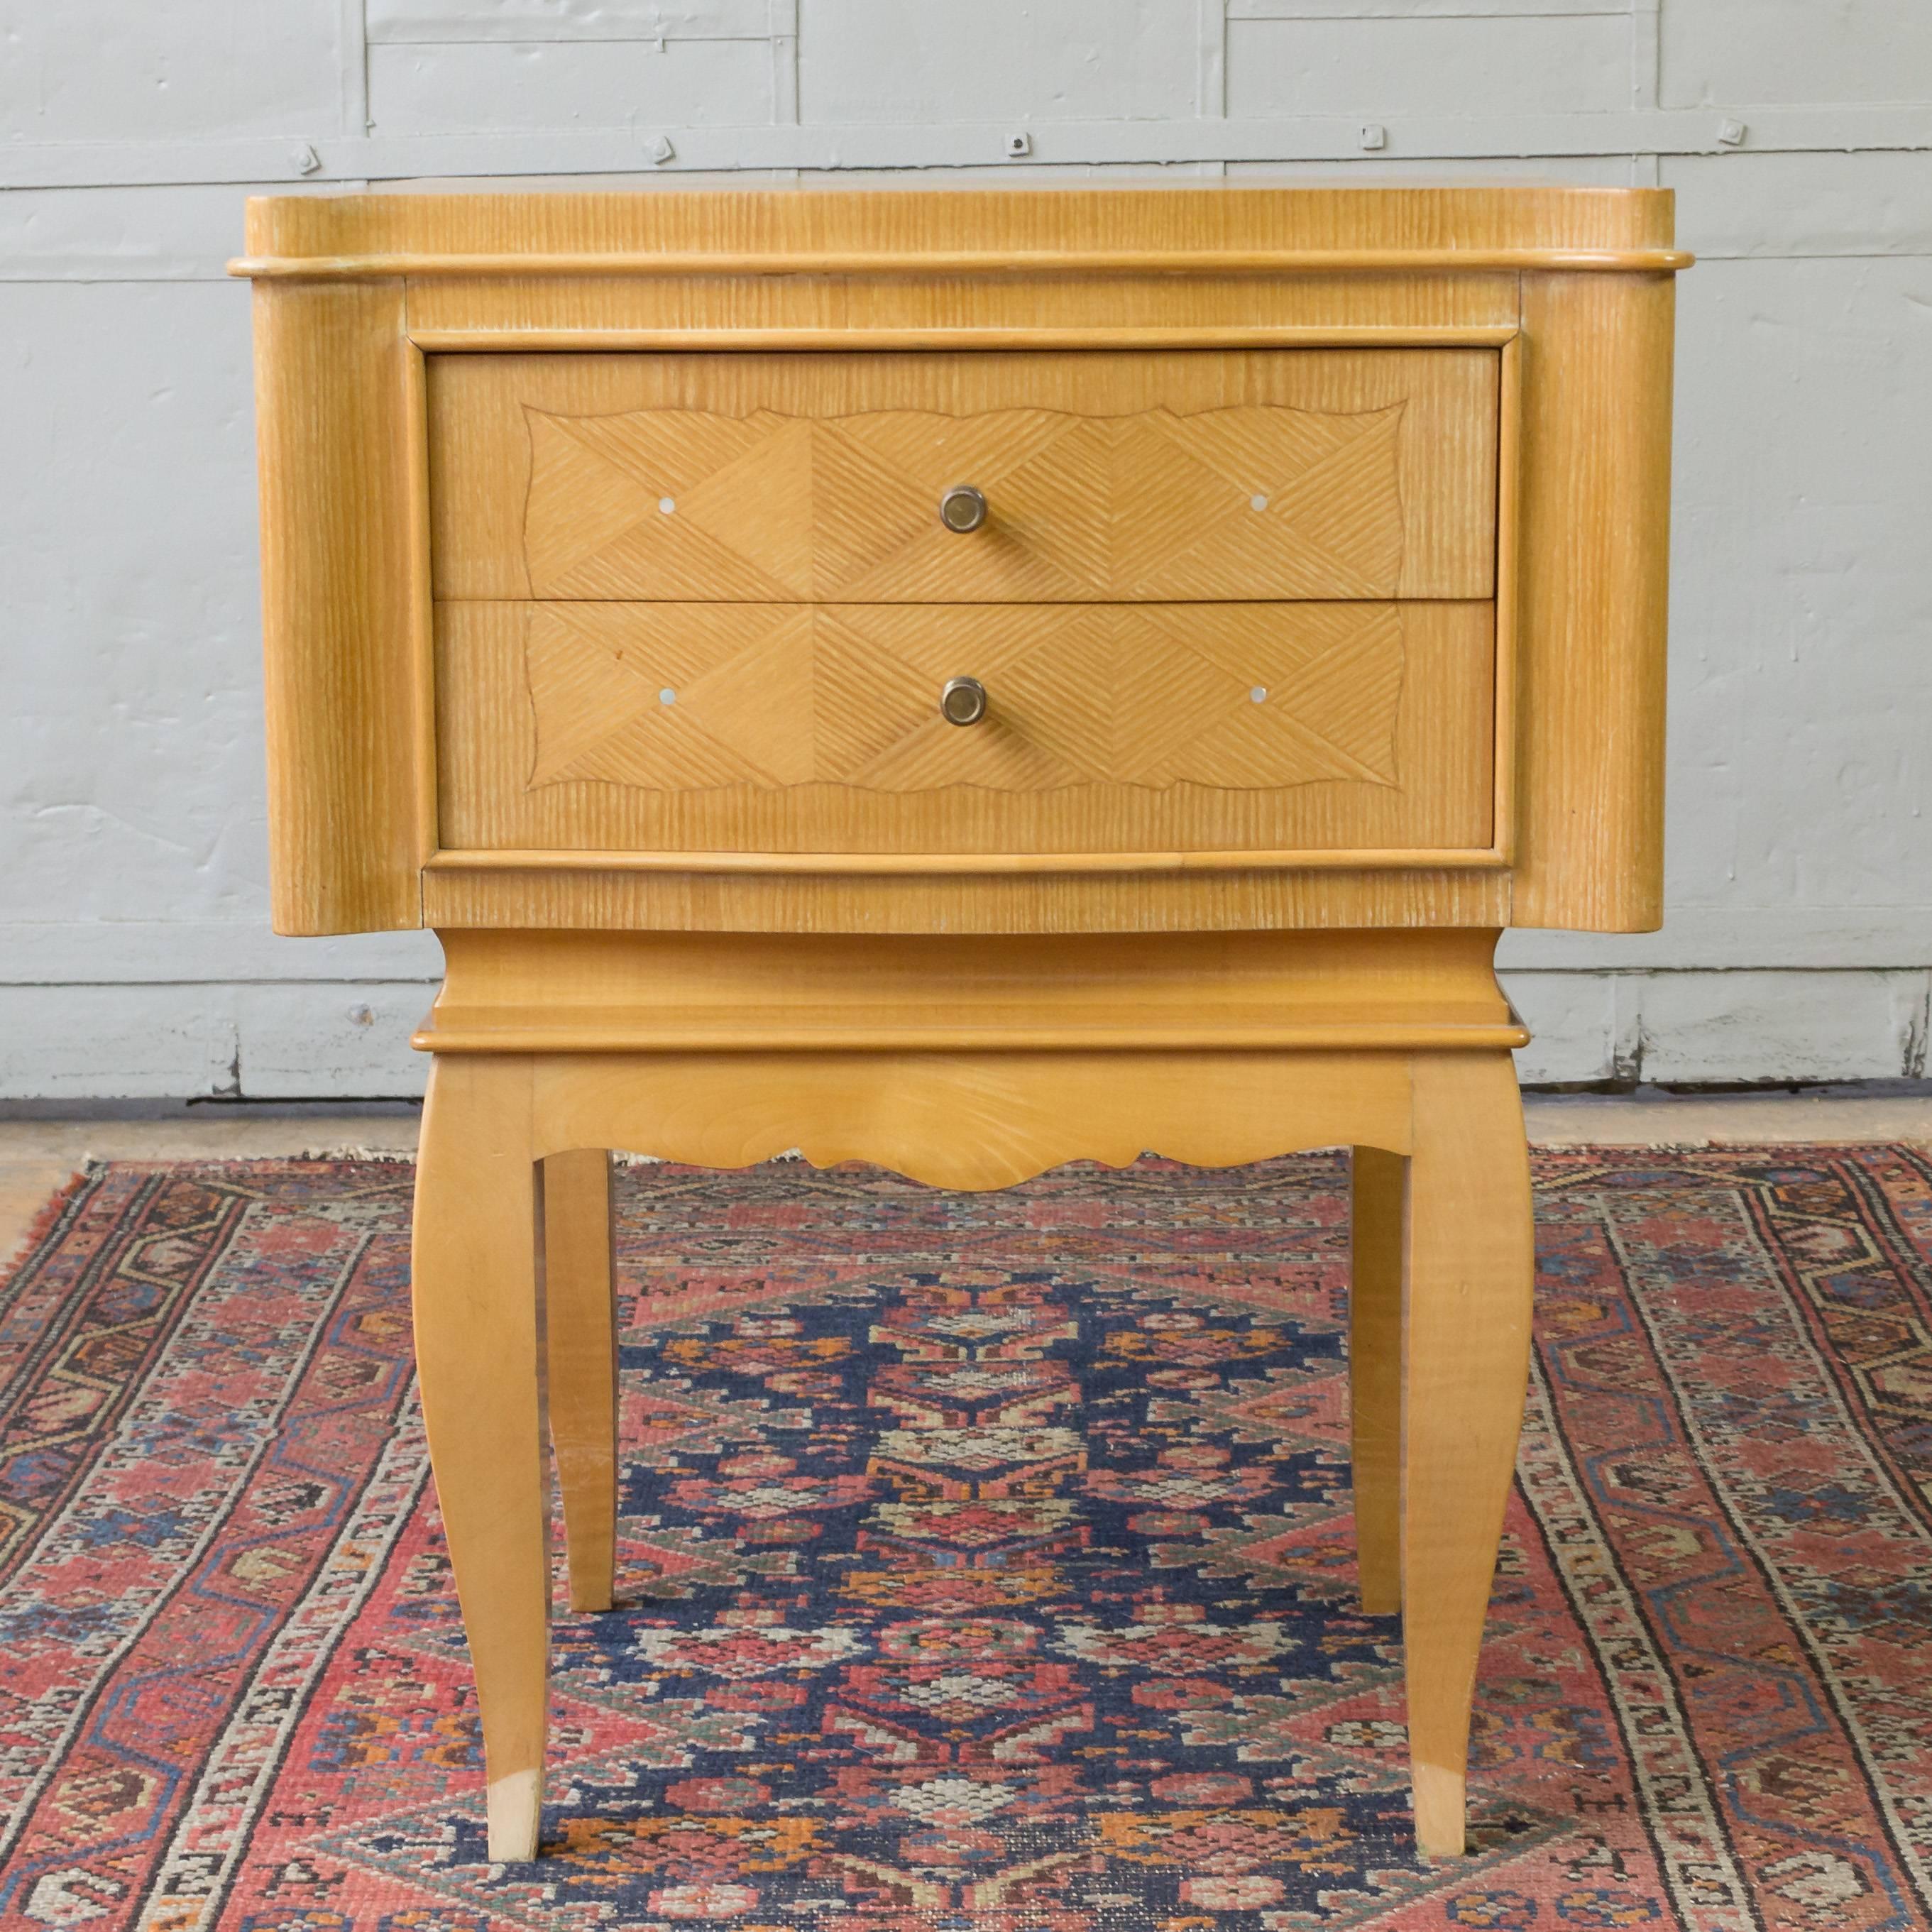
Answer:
xmin=2 ymin=1148 xmax=1931 ymax=1930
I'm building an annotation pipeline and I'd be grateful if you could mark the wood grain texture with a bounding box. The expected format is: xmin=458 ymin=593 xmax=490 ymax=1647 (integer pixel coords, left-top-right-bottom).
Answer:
xmin=429 ymin=348 xmax=1496 ymax=603
xmin=411 ymin=1055 xmax=548 ymax=1863
xmin=436 ymin=601 xmax=1494 ymax=858
xmin=1400 ymin=1051 xmax=1536 ymax=1857
xmin=241 ymin=185 xmax=1679 ymax=261
xmin=415 ymin=326 xmax=1524 ymax=353
xmin=245 ymin=185 xmax=1676 ymax=937
xmin=426 ymin=845 xmax=1508 ymax=877
xmin=1350 ymin=1145 xmax=1405 ymax=1618
xmin=252 ymin=279 xmax=430 ymax=934
xmin=1510 ymin=272 xmax=1675 ymax=932
xmin=525 ymin=402 xmax=1413 ymax=606
xmin=417 ymin=859 xmax=1514 ymax=933
xmin=520 ymin=604 xmax=1410 ymax=791
xmin=427 ymin=1021 xmax=1527 ymax=1054
xmin=542 ymin=1147 xmax=617 ymax=1616
xmin=406 ymin=273 xmax=1520 ymax=344
xmin=236 ymin=248 xmax=1692 ymax=281
xmin=413 ymin=927 xmax=1525 ymax=1055
xmin=1491 ymin=334 xmax=1522 ymax=865
xmin=525 ymin=1049 xmax=1415 ymax=1190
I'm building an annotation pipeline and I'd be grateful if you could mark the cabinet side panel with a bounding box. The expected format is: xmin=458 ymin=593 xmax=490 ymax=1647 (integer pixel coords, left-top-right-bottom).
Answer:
xmin=1512 ymin=272 xmax=1674 ymax=931
xmin=253 ymin=280 xmax=428 ymax=933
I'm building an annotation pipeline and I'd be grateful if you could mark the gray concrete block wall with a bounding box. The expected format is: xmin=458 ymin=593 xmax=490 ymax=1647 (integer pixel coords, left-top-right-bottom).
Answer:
xmin=2 ymin=1 xmax=1928 ymax=1098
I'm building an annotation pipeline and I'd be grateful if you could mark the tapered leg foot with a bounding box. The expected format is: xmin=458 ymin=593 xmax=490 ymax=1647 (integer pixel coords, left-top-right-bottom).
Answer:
xmin=1400 ymin=1053 xmax=1535 ymax=1860
xmin=487 ymin=1768 xmax=543 ymax=1864
xmin=1350 ymin=1145 xmax=1405 ymax=1616
xmin=544 ymin=1148 xmax=618 ymax=1613
xmin=413 ymin=1055 xmax=551 ymax=1865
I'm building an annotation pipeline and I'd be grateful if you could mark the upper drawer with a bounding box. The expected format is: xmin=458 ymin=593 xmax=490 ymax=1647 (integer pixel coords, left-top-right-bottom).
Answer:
xmin=428 ymin=349 xmax=1498 ymax=604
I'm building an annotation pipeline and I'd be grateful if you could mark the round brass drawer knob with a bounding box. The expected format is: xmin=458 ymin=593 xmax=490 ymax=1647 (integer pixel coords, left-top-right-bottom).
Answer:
xmin=938 ymin=485 xmax=988 ymax=533
xmin=939 ymin=676 xmax=988 ymax=727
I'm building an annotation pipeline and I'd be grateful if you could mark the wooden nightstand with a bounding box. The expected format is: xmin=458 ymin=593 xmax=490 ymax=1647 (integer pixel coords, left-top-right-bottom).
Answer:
xmin=234 ymin=187 xmax=1683 ymax=1864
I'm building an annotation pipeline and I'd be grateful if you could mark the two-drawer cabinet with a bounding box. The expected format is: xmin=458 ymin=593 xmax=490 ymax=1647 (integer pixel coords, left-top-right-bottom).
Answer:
xmin=428 ymin=348 xmax=1499 ymax=862
xmin=237 ymin=187 xmax=1684 ymax=1867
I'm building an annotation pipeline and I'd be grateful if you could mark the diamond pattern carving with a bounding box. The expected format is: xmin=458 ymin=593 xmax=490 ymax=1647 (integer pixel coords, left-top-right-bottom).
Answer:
xmin=525 ymin=603 xmax=1406 ymax=796
xmin=523 ymin=403 xmax=1407 ymax=602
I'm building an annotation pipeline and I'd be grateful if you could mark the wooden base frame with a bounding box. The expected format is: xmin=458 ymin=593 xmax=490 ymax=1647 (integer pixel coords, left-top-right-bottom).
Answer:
xmin=412 ymin=989 xmax=1534 ymax=1865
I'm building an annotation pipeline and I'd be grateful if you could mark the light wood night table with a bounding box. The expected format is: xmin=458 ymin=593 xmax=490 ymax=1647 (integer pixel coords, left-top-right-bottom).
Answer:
xmin=235 ymin=186 xmax=1683 ymax=1865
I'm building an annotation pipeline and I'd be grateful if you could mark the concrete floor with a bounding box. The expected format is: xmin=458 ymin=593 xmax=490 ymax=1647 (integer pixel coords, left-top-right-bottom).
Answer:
xmin=6 ymin=1092 xmax=1932 ymax=1274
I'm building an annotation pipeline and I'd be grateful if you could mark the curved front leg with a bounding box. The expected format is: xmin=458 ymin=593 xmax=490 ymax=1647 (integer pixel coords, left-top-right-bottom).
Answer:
xmin=1401 ymin=1051 xmax=1535 ymax=1858
xmin=414 ymin=1055 xmax=551 ymax=1864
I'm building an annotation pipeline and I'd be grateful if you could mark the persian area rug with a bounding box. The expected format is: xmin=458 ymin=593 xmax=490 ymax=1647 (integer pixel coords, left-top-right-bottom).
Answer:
xmin=2 ymin=1151 xmax=1931 ymax=1932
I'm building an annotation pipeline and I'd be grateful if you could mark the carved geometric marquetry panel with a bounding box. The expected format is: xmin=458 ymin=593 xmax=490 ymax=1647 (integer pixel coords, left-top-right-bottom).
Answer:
xmin=523 ymin=404 xmax=1407 ymax=603
xmin=526 ymin=603 xmax=1405 ymax=796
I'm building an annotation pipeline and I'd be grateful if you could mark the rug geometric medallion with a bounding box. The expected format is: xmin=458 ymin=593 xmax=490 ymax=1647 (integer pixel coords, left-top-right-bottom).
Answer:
xmin=3 ymin=1148 xmax=1931 ymax=1931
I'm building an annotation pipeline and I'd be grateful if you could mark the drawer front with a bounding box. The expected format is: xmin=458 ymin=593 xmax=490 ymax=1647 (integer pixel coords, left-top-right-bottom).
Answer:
xmin=429 ymin=349 xmax=1498 ymax=603
xmin=434 ymin=600 xmax=1495 ymax=855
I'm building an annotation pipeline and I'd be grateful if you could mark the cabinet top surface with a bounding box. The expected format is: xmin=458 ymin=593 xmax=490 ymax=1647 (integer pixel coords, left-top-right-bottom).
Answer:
xmin=235 ymin=185 xmax=1683 ymax=276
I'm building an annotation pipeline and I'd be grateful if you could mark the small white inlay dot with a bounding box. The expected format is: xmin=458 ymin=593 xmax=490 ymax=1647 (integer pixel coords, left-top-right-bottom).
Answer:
xmin=658 ymin=496 xmax=676 ymax=515
xmin=1250 ymin=686 xmax=1268 ymax=704
xmin=1249 ymin=493 xmax=1268 ymax=512
xmin=659 ymin=687 xmax=678 ymax=706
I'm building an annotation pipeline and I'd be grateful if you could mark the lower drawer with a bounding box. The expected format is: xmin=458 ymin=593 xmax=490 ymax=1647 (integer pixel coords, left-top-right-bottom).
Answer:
xmin=434 ymin=600 xmax=1495 ymax=856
